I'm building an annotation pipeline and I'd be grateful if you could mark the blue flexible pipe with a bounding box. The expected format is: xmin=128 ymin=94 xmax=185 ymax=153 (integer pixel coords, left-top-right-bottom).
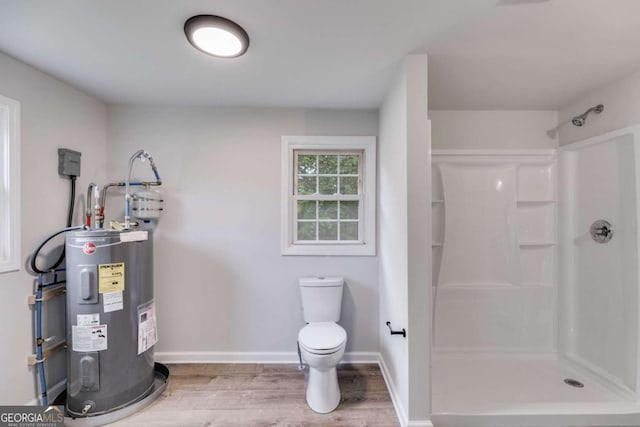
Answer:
xmin=35 ymin=268 xmax=67 ymax=405
xmin=35 ymin=275 xmax=47 ymax=406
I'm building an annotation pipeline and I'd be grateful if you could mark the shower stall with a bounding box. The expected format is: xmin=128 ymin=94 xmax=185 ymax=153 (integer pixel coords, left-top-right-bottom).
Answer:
xmin=430 ymin=125 xmax=640 ymax=426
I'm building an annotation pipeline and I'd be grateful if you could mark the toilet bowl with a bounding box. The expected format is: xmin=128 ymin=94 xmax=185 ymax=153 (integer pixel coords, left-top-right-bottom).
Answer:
xmin=298 ymin=322 xmax=347 ymax=413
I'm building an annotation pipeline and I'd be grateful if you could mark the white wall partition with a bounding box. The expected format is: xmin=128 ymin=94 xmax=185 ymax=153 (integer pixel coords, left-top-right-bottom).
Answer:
xmin=559 ymin=126 xmax=640 ymax=397
xmin=378 ymin=54 xmax=431 ymax=426
xmin=432 ymin=150 xmax=556 ymax=353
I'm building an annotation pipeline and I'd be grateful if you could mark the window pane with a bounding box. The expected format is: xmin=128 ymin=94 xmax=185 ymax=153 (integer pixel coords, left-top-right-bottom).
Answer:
xmin=340 ymin=201 xmax=359 ymax=219
xmin=340 ymin=222 xmax=358 ymax=241
xmin=297 ymin=201 xmax=316 ymax=219
xmin=297 ymin=222 xmax=316 ymax=240
xmin=319 ymin=176 xmax=337 ymax=194
xmin=318 ymin=155 xmax=337 ymax=174
xmin=297 ymin=154 xmax=317 ymax=174
xmin=339 ymin=155 xmax=359 ymax=174
xmin=318 ymin=201 xmax=338 ymax=219
xmin=297 ymin=176 xmax=316 ymax=195
xmin=319 ymin=221 xmax=338 ymax=240
xmin=339 ymin=176 xmax=358 ymax=194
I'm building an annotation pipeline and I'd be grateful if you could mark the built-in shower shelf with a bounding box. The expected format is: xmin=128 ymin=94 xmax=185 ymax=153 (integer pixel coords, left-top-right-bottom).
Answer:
xmin=432 ymin=242 xmax=443 ymax=247
xmin=519 ymin=241 xmax=556 ymax=247
xmin=432 ymin=199 xmax=444 ymax=205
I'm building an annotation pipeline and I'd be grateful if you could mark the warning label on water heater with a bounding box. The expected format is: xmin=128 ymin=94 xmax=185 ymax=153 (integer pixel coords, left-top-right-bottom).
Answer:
xmin=77 ymin=313 xmax=100 ymax=326
xmin=103 ymin=291 xmax=124 ymax=313
xmin=137 ymin=301 xmax=158 ymax=355
xmin=72 ymin=324 xmax=108 ymax=352
xmin=98 ymin=262 xmax=125 ymax=293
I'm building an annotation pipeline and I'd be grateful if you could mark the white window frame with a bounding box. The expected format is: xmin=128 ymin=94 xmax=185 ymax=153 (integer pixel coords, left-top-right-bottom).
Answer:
xmin=281 ymin=136 xmax=376 ymax=256
xmin=0 ymin=94 xmax=20 ymax=273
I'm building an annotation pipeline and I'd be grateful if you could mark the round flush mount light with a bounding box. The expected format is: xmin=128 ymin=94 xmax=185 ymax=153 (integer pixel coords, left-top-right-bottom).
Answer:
xmin=184 ymin=15 xmax=249 ymax=58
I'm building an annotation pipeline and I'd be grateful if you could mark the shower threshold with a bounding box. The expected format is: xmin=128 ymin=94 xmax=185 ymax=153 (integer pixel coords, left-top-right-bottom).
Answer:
xmin=431 ymin=354 xmax=640 ymax=427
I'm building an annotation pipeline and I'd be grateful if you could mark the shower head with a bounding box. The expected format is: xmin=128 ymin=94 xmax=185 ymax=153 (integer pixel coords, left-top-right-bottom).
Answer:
xmin=571 ymin=116 xmax=585 ymax=127
xmin=572 ymin=104 xmax=604 ymax=127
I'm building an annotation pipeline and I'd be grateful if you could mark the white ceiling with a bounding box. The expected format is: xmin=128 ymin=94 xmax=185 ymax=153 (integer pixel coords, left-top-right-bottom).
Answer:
xmin=0 ymin=0 xmax=639 ymax=110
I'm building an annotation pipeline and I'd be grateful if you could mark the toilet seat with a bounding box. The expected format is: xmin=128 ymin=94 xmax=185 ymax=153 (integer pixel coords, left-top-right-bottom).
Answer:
xmin=299 ymin=340 xmax=343 ymax=355
xmin=298 ymin=322 xmax=346 ymax=354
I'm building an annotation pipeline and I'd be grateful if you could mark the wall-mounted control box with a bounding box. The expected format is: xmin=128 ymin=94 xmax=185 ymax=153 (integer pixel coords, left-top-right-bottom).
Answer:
xmin=58 ymin=148 xmax=81 ymax=177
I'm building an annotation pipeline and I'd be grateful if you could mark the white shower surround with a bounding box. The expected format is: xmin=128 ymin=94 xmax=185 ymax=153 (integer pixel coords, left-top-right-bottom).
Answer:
xmin=431 ymin=128 xmax=640 ymax=426
xmin=432 ymin=150 xmax=557 ymax=355
xmin=559 ymin=125 xmax=640 ymax=399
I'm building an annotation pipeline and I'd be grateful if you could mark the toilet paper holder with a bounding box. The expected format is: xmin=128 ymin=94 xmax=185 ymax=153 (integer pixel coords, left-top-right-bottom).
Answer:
xmin=386 ymin=321 xmax=406 ymax=338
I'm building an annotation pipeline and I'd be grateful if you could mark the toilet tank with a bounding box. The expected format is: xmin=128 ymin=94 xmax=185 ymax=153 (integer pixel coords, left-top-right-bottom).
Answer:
xmin=299 ymin=277 xmax=344 ymax=323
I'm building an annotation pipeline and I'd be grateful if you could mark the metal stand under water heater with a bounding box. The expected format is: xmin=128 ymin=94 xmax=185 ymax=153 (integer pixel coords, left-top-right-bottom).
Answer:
xmin=49 ymin=149 xmax=167 ymax=426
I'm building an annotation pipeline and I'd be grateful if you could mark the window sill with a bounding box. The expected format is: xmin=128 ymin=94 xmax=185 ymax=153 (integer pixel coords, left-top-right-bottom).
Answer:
xmin=0 ymin=261 xmax=20 ymax=274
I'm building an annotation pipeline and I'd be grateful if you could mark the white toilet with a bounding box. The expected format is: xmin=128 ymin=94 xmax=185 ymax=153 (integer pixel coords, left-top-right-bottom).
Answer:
xmin=298 ymin=276 xmax=347 ymax=413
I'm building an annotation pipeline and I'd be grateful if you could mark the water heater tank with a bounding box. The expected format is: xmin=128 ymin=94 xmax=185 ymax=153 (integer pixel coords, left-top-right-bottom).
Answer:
xmin=65 ymin=229 xmax=157 ymax=417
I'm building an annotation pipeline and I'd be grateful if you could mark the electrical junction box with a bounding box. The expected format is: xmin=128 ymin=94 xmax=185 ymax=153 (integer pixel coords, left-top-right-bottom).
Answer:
xmin=58 ymin=148 xmax=81 ymax=177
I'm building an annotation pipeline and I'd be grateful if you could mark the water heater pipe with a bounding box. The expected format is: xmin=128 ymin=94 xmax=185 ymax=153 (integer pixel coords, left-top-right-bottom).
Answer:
xmin=85 ymin=183 xmax=98 ymax=228
xmin=124 ymin=150 xmax=161 ymax=229
xmin=35 ymin=276 xmax=47 ymax=405
xmin=98 ymin=181 xmax=161 ymax=229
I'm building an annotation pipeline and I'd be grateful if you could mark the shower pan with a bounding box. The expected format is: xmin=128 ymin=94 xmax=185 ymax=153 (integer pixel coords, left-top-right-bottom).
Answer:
xmin=430 ymin=126 xmax=640 ymax=427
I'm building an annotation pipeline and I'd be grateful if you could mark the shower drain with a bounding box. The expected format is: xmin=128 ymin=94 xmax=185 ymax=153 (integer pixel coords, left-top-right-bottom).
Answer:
xmin=564 ymin=378 xmax=584 ymax=388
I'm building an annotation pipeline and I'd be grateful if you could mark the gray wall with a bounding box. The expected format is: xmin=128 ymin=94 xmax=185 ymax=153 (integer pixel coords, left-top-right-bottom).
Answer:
xmin=105 ymin=106 xmax=380 ymax=360
xmin=429 ymin=110 xmax=558 ymax=149
xmin=559 ymin=70 xmax=640 ymax=145
xmin=0 ymin=51 xmax=107 ymax=404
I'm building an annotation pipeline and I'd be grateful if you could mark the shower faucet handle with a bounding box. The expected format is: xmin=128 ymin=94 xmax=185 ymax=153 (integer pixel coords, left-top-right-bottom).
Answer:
xmin=590 ymin=220 xmax=613 ymax=243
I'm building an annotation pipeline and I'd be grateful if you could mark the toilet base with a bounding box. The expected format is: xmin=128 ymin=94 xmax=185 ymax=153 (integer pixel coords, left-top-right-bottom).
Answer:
xmin=306 ymin=366 xmax=340 ymax=413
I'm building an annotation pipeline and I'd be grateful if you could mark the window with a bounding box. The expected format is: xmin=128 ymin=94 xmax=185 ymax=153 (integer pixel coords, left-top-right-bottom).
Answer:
xmin=281 ymin=136 xmax=376 ymax=256
xmin=0 ymin=94 xmax=20 ymax=273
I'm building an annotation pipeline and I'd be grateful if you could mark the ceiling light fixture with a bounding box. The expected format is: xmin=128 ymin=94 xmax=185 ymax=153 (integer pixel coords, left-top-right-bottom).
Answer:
xmin=184 ymin=15 xmax=249 ymax=58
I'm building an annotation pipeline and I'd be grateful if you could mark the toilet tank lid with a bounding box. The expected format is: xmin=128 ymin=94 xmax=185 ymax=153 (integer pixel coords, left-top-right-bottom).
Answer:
xmin=299 ymin=276 xmax=344 ymax=287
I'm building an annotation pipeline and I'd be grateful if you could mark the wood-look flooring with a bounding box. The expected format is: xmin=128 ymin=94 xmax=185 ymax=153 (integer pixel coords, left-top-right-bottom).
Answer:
xmin=110 ymin=363 xmax=400 ymax=426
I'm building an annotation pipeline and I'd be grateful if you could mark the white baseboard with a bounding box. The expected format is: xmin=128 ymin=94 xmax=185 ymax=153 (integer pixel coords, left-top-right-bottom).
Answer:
xmin=154 ymin=351 xmax=379 ymax=365
xmin=378 ymin=354 xmax=433 ymax=427
xmin=378 ymin=354 xmax=409 ymax=427
xmin=342 ymin=352 xmax=379 ymax=364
